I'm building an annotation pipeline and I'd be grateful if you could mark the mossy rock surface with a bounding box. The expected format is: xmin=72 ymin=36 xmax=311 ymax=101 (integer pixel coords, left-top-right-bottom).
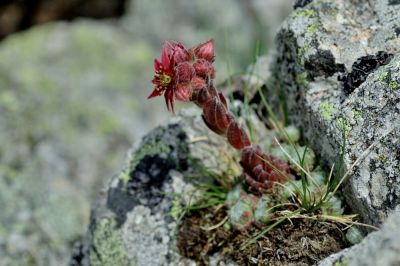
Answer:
xmin=270 ymin=0 xmax=400 ymax=226
xmin=0 ymin=20 xmax=166 ymax=265
xmin=74 ymin=107 xmax=247 ymax=265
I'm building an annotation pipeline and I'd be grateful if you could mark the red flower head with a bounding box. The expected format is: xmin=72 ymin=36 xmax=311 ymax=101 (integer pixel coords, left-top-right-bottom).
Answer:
xmin=148 ymin=41 xmax=177 ymax=111
xmin=148 ymin=40 xmax=216 ymax=112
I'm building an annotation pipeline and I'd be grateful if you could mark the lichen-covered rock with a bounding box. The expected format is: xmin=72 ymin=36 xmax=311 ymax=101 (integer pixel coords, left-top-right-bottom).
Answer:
xmin=0 ymin=3 xmax=292 ymax=264
xmin=318 ymin=211 xmax=400 ymax=266
xmin=269 ymin=0 xmax=400 ymax=225
xmin=0 ymin=20 xmax=167 ymax=265
xmin=0 ymin=174 xmax=89 ymax=266
xmin=73 ymin=107 xmax=247 ymax=266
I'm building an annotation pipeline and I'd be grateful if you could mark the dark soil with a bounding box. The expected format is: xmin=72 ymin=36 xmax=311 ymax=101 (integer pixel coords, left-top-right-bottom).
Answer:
xmin=177 ymin=207 xmax=349 ymax=266
xmin=177 ymin=207 xmax=232 ymax=265
xmin=0 ymin=0 xmax=127 ymax=39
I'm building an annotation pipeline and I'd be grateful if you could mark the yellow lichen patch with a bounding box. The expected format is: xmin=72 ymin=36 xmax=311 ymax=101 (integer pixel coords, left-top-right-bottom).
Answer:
xmin=389 ymin=81 xmax=398 ymax=90
xmin=320 ymin=101 xmax=336 ymax=121
xmin=292 ymin=9 xmax=317 ymax=18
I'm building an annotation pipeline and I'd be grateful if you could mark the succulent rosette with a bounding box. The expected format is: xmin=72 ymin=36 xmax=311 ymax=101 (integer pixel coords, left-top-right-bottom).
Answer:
xmin=148 ymin=40 xmax=293 ymax=196
xmin=241 ymin=145 xmax=293 ymax=195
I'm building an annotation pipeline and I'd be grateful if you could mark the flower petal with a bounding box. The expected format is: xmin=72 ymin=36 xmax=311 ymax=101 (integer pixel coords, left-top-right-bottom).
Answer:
xmin=148 ymin=88 xmax=161 ymax=99
xmin=153 ymin=59 xmax=162 ymax=71
xmin=164 ymin=87 xmax=175 ymax=112
xmin=161 ymin=42 xmax=172 ymax=68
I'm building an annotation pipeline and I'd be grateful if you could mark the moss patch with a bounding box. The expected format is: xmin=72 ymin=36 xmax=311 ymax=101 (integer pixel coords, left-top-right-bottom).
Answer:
xmin=307 ymin=23 xmax=319 ymax=34
xmin=292 ymin=9 xmax=317 ymax=18
xmin=90 ymin=218 xmax=131 ymax=266
xmin=389 ymin=81 xmax=398 ymax=90
xmin=129 ymin=137 xmax=171 ymax=172
xmin=320 ymin=101 xmax=336 ymax=121
xmin=386 ymin=32 xmax=397 ymax=41
xmin=118 ymin=170 xmax=131 ymax=184
xmin=334 ymin=258 xmax=350 ymax=266
xmin=353 ymin=109 xmax=362 ymax=120
xmin=379 ymin=70 xmax=389 ymax=82
xmin=296 ymin=72 xmax=309 ymax=88
xmin=336 ymin=117 xmax=352 ymax=135
xmin=297 ymin=43 xmax=311 ymax=65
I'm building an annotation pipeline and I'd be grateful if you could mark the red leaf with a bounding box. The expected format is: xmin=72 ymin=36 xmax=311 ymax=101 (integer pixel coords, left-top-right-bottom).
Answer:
xmin=215 ymin=102 xmax=232 ymax=132
xmin=227 ymin=121 xmax=251 ymax=149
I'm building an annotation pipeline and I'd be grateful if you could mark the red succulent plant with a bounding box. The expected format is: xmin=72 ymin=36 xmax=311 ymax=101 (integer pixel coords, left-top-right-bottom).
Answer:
xmin=148 ymin=40 xmax=293 ymax=195
xmin=148 ymin=40 xmax=215 ymax=112
xmin=241 ymin=145 xmax=293 ymax=194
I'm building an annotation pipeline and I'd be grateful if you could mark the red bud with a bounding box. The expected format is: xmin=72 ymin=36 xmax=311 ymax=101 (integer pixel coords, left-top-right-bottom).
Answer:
xmin=193 ymin=39 xmax=215 ymax=62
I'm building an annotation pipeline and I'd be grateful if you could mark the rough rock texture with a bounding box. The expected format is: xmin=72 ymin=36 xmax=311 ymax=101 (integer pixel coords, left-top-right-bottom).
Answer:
xmin=73 ymin=107 xmax=248 ymax=266
xmin=0 ymin=20 xmax=166 ymax=266
xmin=0 ymin=2 xmax=293 ymax=264
xmin=270 ymin=0 xmax=400 ymax=225
xmin=318 ymin=210 xmax=400 ymax=266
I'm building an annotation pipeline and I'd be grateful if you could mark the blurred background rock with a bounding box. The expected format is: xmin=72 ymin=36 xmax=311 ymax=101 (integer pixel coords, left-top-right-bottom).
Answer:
xmin=0 ymin=0 xmax=292 ymax=265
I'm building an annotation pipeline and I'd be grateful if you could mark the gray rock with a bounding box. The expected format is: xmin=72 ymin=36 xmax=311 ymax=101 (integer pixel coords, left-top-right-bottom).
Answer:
xmin=318 ymin=211 xmax=400 ymax=266
xmin=269 ymin=0 xmax=400 ymax=225
xmin=74 ymin=107 xmax=247 ymax=266
xmin=0 ymin=20 xmax=168 ymax=265
xmin=0 ymin=2 xmax=293 ymax=264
